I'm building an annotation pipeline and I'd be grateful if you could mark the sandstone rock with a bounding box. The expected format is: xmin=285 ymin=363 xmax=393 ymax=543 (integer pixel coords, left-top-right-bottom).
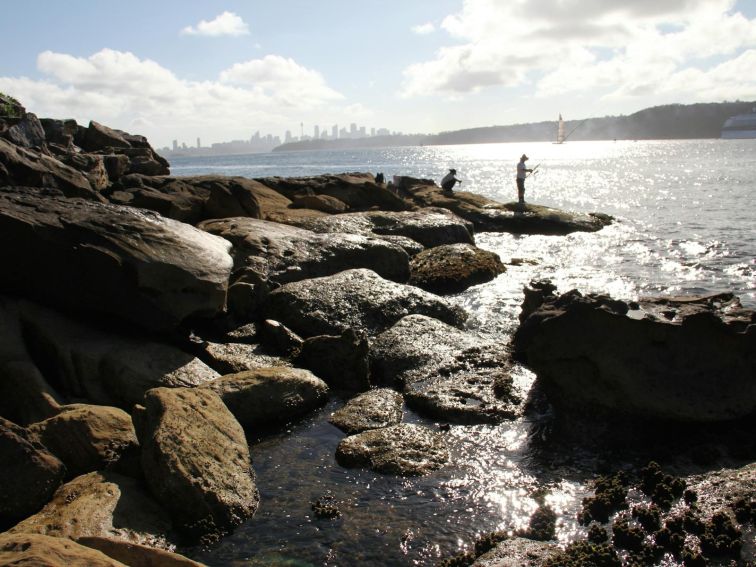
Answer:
xmin=0 ymin=417 xmax=66 ymax=528
xmin=328 ymin=388 xmax=403 ymax=434
xmin=199 ymin=217 xmax=410 ymax=285
xmin=27 ymin=404 xmax=140 ymax=479
xmin=287 ymin=208 xmax=475 ymax=252
xmin=102 ymin=154 xmax=130 ymax=181
xmin=0 ymin=93 xmax=24 ymax=119
xmin=0 ymin=533 xmax=129 ymax=567
xmin=0 ymin=139 xmax=97 ymax=198
xmin=296 ymin=329 xmax=371 ymax=391
xmin=409 ymin=243 xmax=505 ymax=294
xmin=260 ymin=319 xmax=304 ymax=357
xmin=75 ymin=121 xmax=132 ymax=152
xmin=108 ymin=175 xmax=316 ymax=225
xmin=402 ymin=181 xmax=612 ymax=235
xmin=9 ymin=470 xmax=175 ymax=549
xmin=138 ymin=387 xmax=259 ymax=541
xmin=290 ymin=193 xmax=348 ymax=213
xmin=335 ymin=423 xmax=448 ymax=476
xmin=513 ymin=287 xmax=756 ymax=422
xmin=40 ymin=118 xmax=78 ymax=148
xmin=201 ymin=341 xmax=291 ymax=375
xmin=264 ymin=268 xmax=467 ymax=338
xmin=16 ymin=299 xmax=219 ymax=409
xmin=0 ymin=188 xmax=233 ymax=332
xmin=201 ymin=367 xmax=328 ymax=429
xmin=371 ymin=315 xmax=523 ymax=424
xmin=76 ymin=536 xmax=206 ymax=567
xmin=257 ymin=172 xmax=410 ymax=212
xmin=62 ymin=152 xmax=110 ymax=191
xmin=2 ymin=112 xmax=46 ymax=148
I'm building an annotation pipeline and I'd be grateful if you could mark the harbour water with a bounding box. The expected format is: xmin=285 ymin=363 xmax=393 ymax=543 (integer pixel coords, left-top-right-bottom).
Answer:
xmin=175 ymin=140 xmax=755 ymax=565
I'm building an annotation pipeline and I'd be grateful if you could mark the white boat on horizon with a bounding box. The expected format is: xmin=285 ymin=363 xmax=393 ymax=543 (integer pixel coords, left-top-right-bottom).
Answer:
xmin=721 ymin=109 xmax=756 ymax=139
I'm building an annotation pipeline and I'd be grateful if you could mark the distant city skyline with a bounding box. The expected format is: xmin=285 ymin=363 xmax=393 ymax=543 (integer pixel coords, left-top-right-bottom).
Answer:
xmin=1 ymin=1 xmax=755 ymax=148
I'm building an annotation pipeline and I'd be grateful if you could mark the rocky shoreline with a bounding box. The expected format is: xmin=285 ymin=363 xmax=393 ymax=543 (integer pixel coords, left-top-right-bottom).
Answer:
xmin=1 ymin=95 xmax=753 ymax=566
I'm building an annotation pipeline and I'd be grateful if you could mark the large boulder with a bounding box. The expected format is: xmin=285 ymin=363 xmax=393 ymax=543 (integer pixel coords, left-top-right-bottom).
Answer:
xmin=0 ymin=417 xmax=66 ymax=528
xmin=409 ymin=243 xmax=505 ymax=294
xmin=136 ymin=387 xmax=259 ymax=541
xmin=0 ymin=533 xmax=129 ymax=567
xmin=256 ymin=172 xmax=411 ymax=212
xmin=27 ymin=404 xmax=140 ymax=479
xmin=335 ymin=423 xmax=448 ymax=476
xmin=370 ymin=315 xmax=523 ymax=424
xmin=264 ymin=268 xmax=467 ymax=338
xmin=200 ymin=367 xmax=328 ymax=429
xmin=9 ymin=471 xmax=175 ymax=549
xmin=199 ymin=217 xmax=410 ymax=285
xmin=513 ymin=287 xmax=756 ymax=422
xmin=295 ymin=328 xmax=371 ymax=391
xmin=0 ymin=188 xmax=233 ymax=332
xmin=200 ymin=341 xmax=291 ymax=375
xmin=328 ymin=388 xmax=403 ymax=434
xmin=1 ymin=112 xmax=46 ymax=148
xmin=15 ymin=298 xmax=219 ymax=410
xmin=286 ymin=208 xmax=475 ymax=252
xmin=0 ymin=139 xmax=97 ymax=199
xmin=402 ymin=181 xmax=612 ymax=235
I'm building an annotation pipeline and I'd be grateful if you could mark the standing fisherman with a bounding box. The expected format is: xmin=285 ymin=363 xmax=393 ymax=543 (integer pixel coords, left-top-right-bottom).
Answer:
xmin=516 ymin=154 xmax=533 ymax=204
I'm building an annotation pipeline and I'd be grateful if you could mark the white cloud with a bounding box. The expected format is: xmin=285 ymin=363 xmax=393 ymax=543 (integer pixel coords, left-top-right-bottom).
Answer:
xmin=412 ymin=22 xmax=436 ymax=35
xmin=0 ymin=49 xmax=348 ymax=147
xmin=401 ymin=0 xmax=756 ymax=104
xmin=181 ymin=11 xmax=250 ymax=37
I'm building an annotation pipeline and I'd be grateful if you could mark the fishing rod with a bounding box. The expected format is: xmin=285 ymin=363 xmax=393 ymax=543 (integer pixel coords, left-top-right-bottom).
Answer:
xmin=562 ymin=118 xmax=590 ymax=142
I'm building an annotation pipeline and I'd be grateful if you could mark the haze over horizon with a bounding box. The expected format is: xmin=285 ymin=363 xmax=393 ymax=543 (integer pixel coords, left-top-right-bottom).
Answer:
xmin=2 ymin=0 xmax=755 ymax=148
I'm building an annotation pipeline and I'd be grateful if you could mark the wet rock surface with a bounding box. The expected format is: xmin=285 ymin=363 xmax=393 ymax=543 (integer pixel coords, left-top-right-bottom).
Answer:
xmin=409 ymin=243 xmax=506 ymax=295
xmin=371 ymin=315 xmax=522 ymax=424
xmin=264 ymin=268 xmax=467 ymax=338
xmin=200 ymin=367 xmax=328 ymax=429
xmin=328 ymin=388 xmax=404 ymax=434
xmin=199 ymin=216 xmax=410 ymax=284
xmin=75 ymin=536 xmax=207 ymax=567
xmin=335 ymin=423 xmax=449 ymax=476
xmin=287 ymin=208 xmax=475 ymax=251
xmin=401 ymin=180 xmax=612 ymax=234
xmin=514 ymin=285 xmax=756 ymax=422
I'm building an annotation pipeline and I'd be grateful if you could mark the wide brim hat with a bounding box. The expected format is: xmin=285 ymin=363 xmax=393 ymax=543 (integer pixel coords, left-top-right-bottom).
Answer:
xmin=521 ymin=154 xmax=529 ymax=160
xmin=449 ymin=168 xmax=456 ymax=173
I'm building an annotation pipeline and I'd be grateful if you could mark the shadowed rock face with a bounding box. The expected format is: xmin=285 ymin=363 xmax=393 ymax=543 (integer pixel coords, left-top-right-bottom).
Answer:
xmin=137 ymin=387 xmax=259 ymax=542
xmin=370 ymin=314 xmax=523 ymax=424
xmin=514 ymin=286 xmax=756 ymax=422
xmin=335 ymin=423 xmax=448 ymax=476
xmin=9 ymin=471 xmax=175 ymax=550
xmin=264 ymin=268 xmax=467 ymax=338
xmin=0 ymin=417 xmax=66 ymax=529
xmin=0 ymin=188 xmax=233 ymax=332
xmin=328 ymin=388 xmax=404 ymax=434
xmin=199 ymin=216 xmax=410 ymax=285
xmin=409 ymin=243 xmax=506 ymax=295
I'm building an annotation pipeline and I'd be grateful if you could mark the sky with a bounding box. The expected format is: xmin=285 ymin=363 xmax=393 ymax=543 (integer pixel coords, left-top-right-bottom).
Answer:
xmin=2 ymin=0 xmax=755 ymax=148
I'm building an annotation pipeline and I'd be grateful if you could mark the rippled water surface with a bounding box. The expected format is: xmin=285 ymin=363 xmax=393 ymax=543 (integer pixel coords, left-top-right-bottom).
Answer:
xmin=175 ymin=140 xmax=755 ymax=565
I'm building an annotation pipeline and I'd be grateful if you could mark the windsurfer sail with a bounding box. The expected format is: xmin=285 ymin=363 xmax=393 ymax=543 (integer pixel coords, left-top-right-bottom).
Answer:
xmin=555 ymin=113 xmax=565 ymax=144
